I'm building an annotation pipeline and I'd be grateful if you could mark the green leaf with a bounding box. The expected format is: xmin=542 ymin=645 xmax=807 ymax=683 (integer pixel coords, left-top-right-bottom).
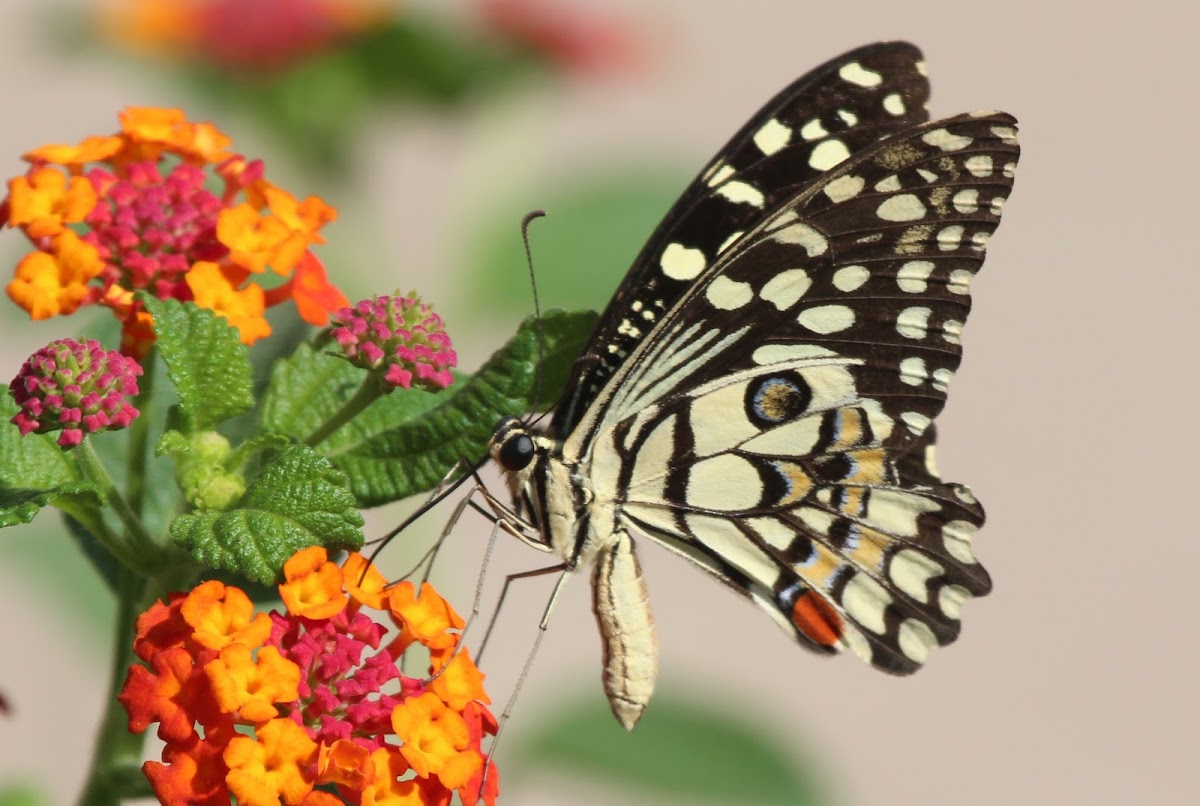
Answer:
xmin=461 ymin=170 xmax=686 ymax=321
xmin=0 ymin=395 xmax=98 ymax=528
xmin=169 ymin=444 xmax=364 ymax=585
xmin=260 ymin=344 xmax=451 ymax=447
xmin=510 ymin=691 xmax=832 ymax=805
xmin=271 ymin=309 xmax=595 ymax=506
xmin=143 ymin=297 xmax=254 ymax=432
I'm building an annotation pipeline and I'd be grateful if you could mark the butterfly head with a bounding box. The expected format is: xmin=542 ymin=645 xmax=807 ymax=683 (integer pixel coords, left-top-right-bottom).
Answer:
xmin=489 ymin=416 xmax=536 ymax=471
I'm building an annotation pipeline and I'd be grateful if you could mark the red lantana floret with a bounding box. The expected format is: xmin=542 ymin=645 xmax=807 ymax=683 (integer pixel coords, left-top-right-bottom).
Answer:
xmin=119 ymin=547 xmax=499 ymax=805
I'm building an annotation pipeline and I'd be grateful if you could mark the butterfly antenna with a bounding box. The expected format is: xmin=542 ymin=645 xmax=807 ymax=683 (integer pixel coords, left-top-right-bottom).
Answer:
xmin=521 ymin=210 xmax=547 ymax=423
xmin=362 ymin=457 xmax=486 ymax=580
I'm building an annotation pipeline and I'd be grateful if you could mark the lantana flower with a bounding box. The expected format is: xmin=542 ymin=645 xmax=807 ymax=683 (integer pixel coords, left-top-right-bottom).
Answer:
xmin=2 ymin=107 xmax=348 ymax=357
xmin=8 ymin=338 xmax=142 ymax=448
xmin=99 ymin=0 xmax=391 ymax=72
xmin=331 ymin=295 xmax=457 ymax=391
xmin=119 ymin=547 xmax=499 ymax=805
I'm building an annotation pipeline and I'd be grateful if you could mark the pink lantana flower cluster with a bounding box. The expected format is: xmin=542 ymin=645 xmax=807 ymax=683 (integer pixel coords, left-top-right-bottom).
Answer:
xmin=331 ymin=295 xmax=456 ymax=390
xmin=8 ymin=337 xmax=141 ymax=447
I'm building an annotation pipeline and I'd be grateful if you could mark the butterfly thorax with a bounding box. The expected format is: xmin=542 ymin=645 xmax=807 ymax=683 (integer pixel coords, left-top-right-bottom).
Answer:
xmin=489 ymin=416 xmax=610 ymax=567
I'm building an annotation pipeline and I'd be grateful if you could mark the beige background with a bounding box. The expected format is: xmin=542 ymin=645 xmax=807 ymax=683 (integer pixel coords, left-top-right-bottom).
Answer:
xmin=1 ymin=1 xmax=1197 ymax=804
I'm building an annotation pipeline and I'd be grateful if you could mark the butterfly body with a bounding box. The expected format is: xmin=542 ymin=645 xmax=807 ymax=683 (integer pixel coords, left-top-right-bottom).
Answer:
xmin=487 ymin=41 xmax=1018 ymax=729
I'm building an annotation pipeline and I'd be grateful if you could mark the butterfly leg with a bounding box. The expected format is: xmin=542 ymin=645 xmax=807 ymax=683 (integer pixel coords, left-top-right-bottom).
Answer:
xmin=482 ymin=564 xmax=575 ymax=792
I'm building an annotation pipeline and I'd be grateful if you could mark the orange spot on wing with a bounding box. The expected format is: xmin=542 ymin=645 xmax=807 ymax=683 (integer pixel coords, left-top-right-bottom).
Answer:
xmin=791 ymin=590 xmax=843 ymax=647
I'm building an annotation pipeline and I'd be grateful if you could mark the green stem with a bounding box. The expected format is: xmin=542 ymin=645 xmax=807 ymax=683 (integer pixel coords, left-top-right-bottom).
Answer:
xmin=75 ymin=439 xmax=163 ymax=573
xmin=124 ymin=353 xmax=156 ymax=515
xmin=302 ymin=375 xmax=385 ymax=448
xmin=77 ymin=562 xmax=198 ymax=806
xmin=77 ymin=569 xmax=145 ymax=806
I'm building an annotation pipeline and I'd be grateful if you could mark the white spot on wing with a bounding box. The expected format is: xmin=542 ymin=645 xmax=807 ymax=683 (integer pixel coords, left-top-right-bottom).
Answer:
xmin=809 ymin=139 xmax=851 ymax=170
xmin=943 ymin=520 xmax=979 ymax=564
xmin=753 ymin=118 xmax=792 ymax=155
xmin=771 ymin=222 xmax=828 ymax=256
xmin=842 ymin=573 xmax=890 ymax=634
xmin=991 ymin=125 xmax=1018 ymax=145
xmin=716 ymin=180 xmax=765 ymax=208
xmin=837 ymin=109 xmax=858 ymax=126
xmin=899 ymin=356 xmax=927 ymax=386
xmin=965 ymin=155 xmax=993 ymax=177
xmin=760 ymin=269 xmax=811 ymax=310
xmin=890 ymin=549 xmax=943 ymax=603
xmin=883 ymin=93 xmax=906 ymax=115
xmin=823 ymin=174 xmax=865 ymax=203
xmin=952 ymin=189 xmax=979 ymax=214
xmin=718 ymin=231 xmax=743 ymax=255
xmin=937 ymin=225 xmax=964 ymax=251
xmin=798 ymin=305 xmax=855 ymax=334
xmin=901 ymin=411 xmax=932 ymax=435
xmin=942 ymin=319 xmax=963 ymax=345
xmin=705 ymin=276 xmax=753 ymax=310
xmin=800 ymin=118 xmax=828 ymax=141
xmin=921 ymin=128 xmax=973 ymax=151
xmin=832 ymin=265 xmax=869 ymax=292
xmin=877 ymin=194 xmax=927 ymax=222
xmin=874 ymin=175 xmax=901 ymax=192
xmin=751 ymin=343 xmax=838 ymax=364
xmin=896 ymin=260 xmax=934 ymax=293
xmin=839 ymin=61 xmax=883 ymax=87
xmin=705 ymin=163 xmax=735 ymax=187
xmin=898 ymin=619 xmax=936 ymax=663
xmin=939 ymin=585 xmax=970 ymax=620
xmin=947 ymin=269 xmax=973 ymax=295
xmin=660 ymin=243 xmax=706 ymax=280
xmin=931 ymin=367 xmax=954 ymax=392
xmin=896 ymin=306 xmax=932 ymax=339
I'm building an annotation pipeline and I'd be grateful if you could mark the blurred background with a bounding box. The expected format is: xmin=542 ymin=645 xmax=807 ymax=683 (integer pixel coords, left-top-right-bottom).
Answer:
xmin=1 ymin=1 xmax=1197 ymax=804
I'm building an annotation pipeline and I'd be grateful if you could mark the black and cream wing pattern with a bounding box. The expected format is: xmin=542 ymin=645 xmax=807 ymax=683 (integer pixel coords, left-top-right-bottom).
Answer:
xmin=488 ymin=41 xmax=1018 ymax=727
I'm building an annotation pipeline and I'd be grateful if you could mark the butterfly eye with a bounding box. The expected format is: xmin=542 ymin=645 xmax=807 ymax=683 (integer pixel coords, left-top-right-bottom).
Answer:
xmin=498 ymin=433 xmax=535 ymax=471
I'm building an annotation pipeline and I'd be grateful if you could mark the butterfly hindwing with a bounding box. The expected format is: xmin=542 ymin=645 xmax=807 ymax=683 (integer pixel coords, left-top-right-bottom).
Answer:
xmin=598 ymin=356 xmax=989 ymax=672
xmin=553 ymin=41 xmax=931 ymax=435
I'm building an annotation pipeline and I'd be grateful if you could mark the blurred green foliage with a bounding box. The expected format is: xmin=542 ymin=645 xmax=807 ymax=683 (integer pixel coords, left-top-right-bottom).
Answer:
xmin=510 ymin=690 xmax=834 ymax=804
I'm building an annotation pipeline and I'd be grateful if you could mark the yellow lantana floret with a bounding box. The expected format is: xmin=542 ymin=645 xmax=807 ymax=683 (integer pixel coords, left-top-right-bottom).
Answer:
xmin=205 ymin=643 xmax=301 ymax=722
xmin=24 ymin=135 xmax=124 ymax=168
xmin=279 ymin=546 xmax=348 ymax=620
xmin=429 ymin=645 xmax=490 ymax=712
xmin=185 ymin=261 xmax=271 ymax=345
xmin=391 ymin=692 xmax=478 ymax=784
xmin=7 ymin=230 xmax=103 ymax=319
xmin=181 ymin=580 xmax=272 ymax=651
xmin=7 ymin=166 xmax=98 ymax=238
xmin=388 ymin=582 xmax=464 ymax=654
xmin=225 ymin=718 xmax=317 ymax=806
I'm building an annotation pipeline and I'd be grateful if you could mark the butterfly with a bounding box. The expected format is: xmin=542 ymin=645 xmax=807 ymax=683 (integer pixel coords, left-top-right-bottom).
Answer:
xmin=485 ymin=41 xmax=1018 ymax=729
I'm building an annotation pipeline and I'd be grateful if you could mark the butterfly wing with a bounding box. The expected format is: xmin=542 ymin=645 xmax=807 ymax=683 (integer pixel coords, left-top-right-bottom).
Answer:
xmin=552 ymin=41 xmax=932 ymax=435
xmin=580 ymin=111 xmax=1018 ymax=672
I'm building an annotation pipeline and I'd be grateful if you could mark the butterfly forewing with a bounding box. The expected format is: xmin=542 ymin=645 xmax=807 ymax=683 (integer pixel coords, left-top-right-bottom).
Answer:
xmin=553 ymin=41 xmax=932 ymax=436
xmin=578 ymin=111 xmax=1017 ymax=673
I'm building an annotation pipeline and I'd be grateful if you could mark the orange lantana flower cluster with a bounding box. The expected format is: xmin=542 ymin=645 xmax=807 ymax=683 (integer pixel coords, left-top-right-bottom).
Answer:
xmin=2 ymin=107 xmax=348 ymax=357
xmin=118 ymin=547 xmax=500 ymax=805
xmin=101 ymin=0 xmax=390 ymax=72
